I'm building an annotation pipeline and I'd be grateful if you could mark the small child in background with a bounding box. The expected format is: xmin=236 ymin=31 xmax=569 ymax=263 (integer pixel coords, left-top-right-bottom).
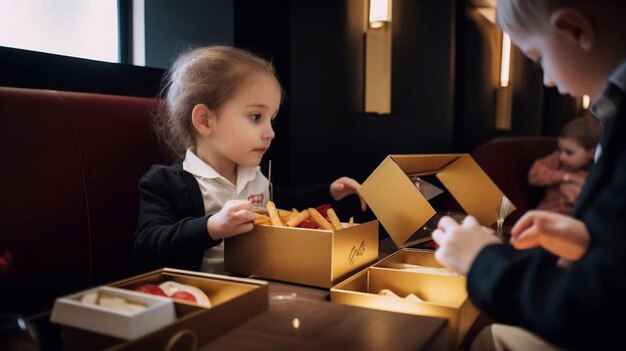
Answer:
xmin=134 ymin=46 xmax=365 ymax=273
xmin=528 ymin=115 xmax=601 ymax=215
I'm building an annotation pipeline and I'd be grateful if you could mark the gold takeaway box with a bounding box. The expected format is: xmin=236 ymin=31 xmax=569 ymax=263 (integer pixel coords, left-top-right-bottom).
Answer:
xmin=225 ymin=219 xmax=379 ymax=288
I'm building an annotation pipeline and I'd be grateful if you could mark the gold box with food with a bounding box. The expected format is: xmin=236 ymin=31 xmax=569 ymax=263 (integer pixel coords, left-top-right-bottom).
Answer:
xmin=330 ymin=250 xmax=479 ymax=348
xmin=53 ymin=268 xmax=268 ymax=351
xmin=359 ymin=154 xmax=516 ymax=247
xmin=225 ymin=203 xmax=379 ymax=288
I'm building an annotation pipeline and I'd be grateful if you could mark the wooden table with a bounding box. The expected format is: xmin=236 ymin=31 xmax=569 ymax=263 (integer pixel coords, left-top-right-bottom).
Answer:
xmin=31 ymin=239 xmax=461 ymax=351
xmin=201 ymin=282 xmax=449 ymax=351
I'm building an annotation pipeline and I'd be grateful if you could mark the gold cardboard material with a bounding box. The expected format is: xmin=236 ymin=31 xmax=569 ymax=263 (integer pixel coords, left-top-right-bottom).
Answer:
xmin=58 ymin=268 xmax=268 ymax=351
xmin=331 ymin=250 xmax=478 ymax=348
xmin=225 ymin=220 xmax=379 ymax=288
xmin=360 ymin=154 xmax=515 ymax=248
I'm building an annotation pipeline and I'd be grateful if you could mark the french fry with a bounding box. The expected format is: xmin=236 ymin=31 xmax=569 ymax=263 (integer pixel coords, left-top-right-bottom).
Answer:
xmin=266 ymin=201 xmax=284 ymax=226
xmin=278 ymin=209 xmax=293 ymax=220
xmin=326 ymin=208 xmax=343 ymax=230
xmin=255 ymin=202 xmax=355 ymax=230
xmin=285 ymin=208 xmax=300 ymax=222
xmin=308 ymin=208 xmax=333 ymax=230
xmin=254 ymin=213 xmax=272 ymax=226
xmin=286 ymin=209 xmax=310 ymax=227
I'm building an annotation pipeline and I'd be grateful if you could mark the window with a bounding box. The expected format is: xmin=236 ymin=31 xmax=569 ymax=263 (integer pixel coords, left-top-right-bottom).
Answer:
xmin=0 ymin=0 xmax=119 ymax=63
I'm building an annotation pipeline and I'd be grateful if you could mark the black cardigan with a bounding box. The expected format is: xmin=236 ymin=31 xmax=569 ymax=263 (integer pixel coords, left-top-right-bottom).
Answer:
xmin=133 ymin=161 xmax=333 ymax=271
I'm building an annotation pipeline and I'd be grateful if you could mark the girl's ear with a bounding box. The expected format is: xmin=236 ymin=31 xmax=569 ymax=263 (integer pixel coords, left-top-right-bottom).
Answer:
xmin=191 ymin=104 xmax=215 ymax=136
xmin=551 ymin=8 xmax=594 ymax=50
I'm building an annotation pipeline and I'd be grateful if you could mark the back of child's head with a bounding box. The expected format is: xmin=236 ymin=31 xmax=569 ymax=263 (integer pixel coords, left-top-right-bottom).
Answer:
xmin=496 ymin=0 xmax=625 ymax=34
xmin=155 ymin=45 xmax=280 ymax=158
xmin=559 ymin=115 xmax=602 ymax=151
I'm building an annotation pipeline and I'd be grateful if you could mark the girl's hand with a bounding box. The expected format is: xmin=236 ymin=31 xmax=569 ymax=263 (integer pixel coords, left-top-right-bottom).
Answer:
xmin=207 ymin=200 xmax=256 ymax=239
xmin=432 ymin=216 xmax=500 ymax=275
xmin=510 ymin=210 xmax=589 ymax=261
xmin=330 ymin=177 xmax=367 ymax=211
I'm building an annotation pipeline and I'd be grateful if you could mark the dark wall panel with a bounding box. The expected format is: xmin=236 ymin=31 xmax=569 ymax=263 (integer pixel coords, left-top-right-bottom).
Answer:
xmin=233 ymin=0 xmax=292 ymax=192
xmin=336 ymin=0 xmax=458 ymax=186
xmin=145 ymin=0 xmax=234 ymax=69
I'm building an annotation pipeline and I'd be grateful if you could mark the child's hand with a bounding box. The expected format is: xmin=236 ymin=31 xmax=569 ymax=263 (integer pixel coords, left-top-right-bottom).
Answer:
xmin=432 ymin=215 xmax=500 ymax=275
xmin=510 ymin=210 xmax=589 ymax=261
xmin=330 ymin=177 xmax=367 ymax=211
xmin=207 ymin=200 xmax=256 ymax=239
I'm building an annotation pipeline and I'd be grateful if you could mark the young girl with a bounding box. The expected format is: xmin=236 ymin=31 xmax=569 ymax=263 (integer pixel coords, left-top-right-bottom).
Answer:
xmin=528 ymin=115 xmax=601 ymax=215
xmin=134 ymin=46 xmax=365 ymax=273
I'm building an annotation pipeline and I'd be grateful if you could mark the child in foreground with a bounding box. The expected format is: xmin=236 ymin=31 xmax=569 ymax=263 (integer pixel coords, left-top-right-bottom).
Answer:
xmin=432 ymin=0 xmax=626 ymax=349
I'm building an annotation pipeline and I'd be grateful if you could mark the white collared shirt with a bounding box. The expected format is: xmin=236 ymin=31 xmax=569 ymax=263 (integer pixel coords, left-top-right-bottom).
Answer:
xmin=182 ymin=148 xmax=270 ymax=215
xmin=182 ymin=148 xmax=270 ymax=273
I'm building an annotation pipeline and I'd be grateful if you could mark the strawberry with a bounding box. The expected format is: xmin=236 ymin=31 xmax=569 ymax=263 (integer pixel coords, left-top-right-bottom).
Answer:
xmin=134 ymin=284 xmax=167 ymax=296
xmin=171 ymin=291 xmax=197 ymax=303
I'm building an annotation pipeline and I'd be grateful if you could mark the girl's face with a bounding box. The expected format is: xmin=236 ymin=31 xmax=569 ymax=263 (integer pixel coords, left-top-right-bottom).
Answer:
xmin=558 ymin=137 xmax=594 ymax=171
xmin=206 ymin=73 xmax=281 ymax=169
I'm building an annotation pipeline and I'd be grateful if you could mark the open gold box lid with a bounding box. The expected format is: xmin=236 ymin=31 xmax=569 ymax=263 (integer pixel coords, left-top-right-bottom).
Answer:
xmin=360 ymin=154 xmax=516 ymax=248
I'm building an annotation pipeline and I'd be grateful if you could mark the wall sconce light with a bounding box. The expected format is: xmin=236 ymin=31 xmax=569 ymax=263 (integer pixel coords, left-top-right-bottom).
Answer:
xmin=365 ymin=0 xmax=392 ymax=114
xmin=499 ymin=33 xmax=511 ymax=88
xmin=369 ymin=0 xmax=391 ymax=29
xmin=582 ymin=95 xmax=591 ymax=109
xmin=495 ymin=32 xmax=513 ymax=130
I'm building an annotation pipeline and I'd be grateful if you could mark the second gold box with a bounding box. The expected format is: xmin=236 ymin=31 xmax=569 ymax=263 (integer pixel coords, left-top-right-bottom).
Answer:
xmin=331 ymin=249 xmax=479 ymax=348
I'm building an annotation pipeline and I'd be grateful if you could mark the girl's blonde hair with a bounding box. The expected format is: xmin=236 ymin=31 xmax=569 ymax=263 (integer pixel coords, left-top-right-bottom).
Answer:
xmin=154 ymin=45 xmax=280 ymax=158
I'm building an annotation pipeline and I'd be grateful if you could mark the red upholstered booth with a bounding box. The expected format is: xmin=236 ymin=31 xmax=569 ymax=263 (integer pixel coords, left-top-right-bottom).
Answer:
xmin=0 ymin=87 xmax=164 ymax=316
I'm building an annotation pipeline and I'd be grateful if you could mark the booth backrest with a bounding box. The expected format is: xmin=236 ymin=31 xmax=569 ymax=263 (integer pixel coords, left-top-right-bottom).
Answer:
xmin=0 ymin=87 xmax=164 ymax=316
xmin=471 ymin=136 xmax=558 ymax=223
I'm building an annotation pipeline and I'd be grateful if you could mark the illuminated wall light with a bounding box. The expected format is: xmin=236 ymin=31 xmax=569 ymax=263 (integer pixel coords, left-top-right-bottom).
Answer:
xmin=499 ymin=33 xmax=511 ymax=87
xmin=369 ymin=0 xmax=391 ymax=29
xmin=582 ymin=95 xmax=591 ymax=109
xmin=495 ymin=32 xmax=513 ymax=130
xmin=365 ymin=0 xmax=392 ymax=114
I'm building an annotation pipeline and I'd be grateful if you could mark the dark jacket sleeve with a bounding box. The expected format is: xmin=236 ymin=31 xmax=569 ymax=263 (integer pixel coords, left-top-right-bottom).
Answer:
xmin=469 ymin=238 xmax=626 ymax=349
xmin=134 ymin=164 xmax=221 ymax=271
xmin=467 ymin=111 xmax=626 ymax=350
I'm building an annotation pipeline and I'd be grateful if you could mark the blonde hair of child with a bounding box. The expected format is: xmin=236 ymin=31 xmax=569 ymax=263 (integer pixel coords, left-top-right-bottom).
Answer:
xmin=154 ymin=46 xmax=280 ymax=158
xmin=496 ymin=0 xmax=623 ymax=35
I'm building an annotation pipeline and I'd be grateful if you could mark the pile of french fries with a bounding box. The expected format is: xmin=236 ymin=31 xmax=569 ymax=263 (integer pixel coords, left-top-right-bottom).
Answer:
xmin=254 ymin=201 xmax=354 ymax=230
